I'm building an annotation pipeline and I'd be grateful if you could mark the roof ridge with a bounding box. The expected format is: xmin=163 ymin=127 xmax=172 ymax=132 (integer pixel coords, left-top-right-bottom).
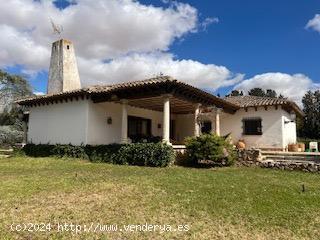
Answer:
xmin=225 ymin=95 xmax=288 ymax=100
xmin=86 ymin=75 xmax=177 ymax=92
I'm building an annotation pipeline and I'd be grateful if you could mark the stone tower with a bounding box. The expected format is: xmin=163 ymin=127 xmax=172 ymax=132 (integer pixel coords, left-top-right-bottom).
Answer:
xmin=47 ymin=39 xmax=81 ymax=94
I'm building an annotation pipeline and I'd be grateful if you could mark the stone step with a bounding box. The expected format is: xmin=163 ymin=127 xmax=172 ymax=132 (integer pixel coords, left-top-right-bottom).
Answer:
xmin=0 ymin=149 xmax=13 ymax=155
xmin=263 ymin=159 xmax=318 ymax=164
xmin=262 ymin=155 xmax=320 ymax=161
xmin=261 ymin=151 xmax=320 ymax=157
xmin=0 ymin=154 xmax=10 ymax=158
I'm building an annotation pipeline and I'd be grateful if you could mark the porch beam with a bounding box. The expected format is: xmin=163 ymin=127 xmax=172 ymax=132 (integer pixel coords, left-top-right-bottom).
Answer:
xmin=121 ymin=99 xmax=128 ymax=144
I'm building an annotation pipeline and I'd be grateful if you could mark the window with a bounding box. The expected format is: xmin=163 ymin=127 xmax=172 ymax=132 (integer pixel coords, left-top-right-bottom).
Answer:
xmin=67 ymin=45 xmax=70 ymax=50
xmin=242 ymin=118 xmax=262 ymax=135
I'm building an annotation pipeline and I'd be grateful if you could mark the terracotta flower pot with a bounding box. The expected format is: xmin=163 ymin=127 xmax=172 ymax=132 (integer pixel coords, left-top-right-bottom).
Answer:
xmin=297 ymin=143 xmax=305 ymax=152
xmin=288 ymin=144 xmax=299 ymax=152
xmin=236 ymin=140 xmax=246 ymax=149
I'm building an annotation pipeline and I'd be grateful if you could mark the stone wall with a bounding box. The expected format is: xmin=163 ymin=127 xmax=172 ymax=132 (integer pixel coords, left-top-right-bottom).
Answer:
xmin=236 ymin=149 xmax=262 ymax=167
xmin=260 ymin=161 xmax=320 ymax=173
xmin=237 ymin=149 xmax=320 ymax=173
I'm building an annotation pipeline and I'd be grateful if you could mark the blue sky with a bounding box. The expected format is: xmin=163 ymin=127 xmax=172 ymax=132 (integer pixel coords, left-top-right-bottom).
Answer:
xmin=169 ymin=0 xmax=320 ymax=79
xmin=1 ymin=0 xmax=320 ymax=102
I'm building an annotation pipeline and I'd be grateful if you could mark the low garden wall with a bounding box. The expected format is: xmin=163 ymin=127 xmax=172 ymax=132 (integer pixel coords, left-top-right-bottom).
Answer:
xmin=259 ymin=161 xmax=320 ymax=173
xmin=236 ymin=149 xmax=262 ymax=166
xmin=237 ymin=149 xmax=320 ymax=173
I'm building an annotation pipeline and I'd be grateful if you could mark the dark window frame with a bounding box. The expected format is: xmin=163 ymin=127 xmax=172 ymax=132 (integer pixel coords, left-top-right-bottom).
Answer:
xmin=242 ymin=118 xmax=262 ymax=135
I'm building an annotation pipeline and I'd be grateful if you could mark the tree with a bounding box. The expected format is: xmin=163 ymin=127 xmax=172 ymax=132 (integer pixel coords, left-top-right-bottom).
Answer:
xmin=266 ymin=89 xmax=277 ymax=98
xmin=226 ymin=90 xmax=243 ymax=97
xmin=0 ymin=70 xmax=33 ymax=128
xmin=300 ymin=90 xmax=320 ymax=139
xmin=247 ymin=88 xmax=280 ymax=98
xmin=248 ymin=88 xmax=266 ymax=97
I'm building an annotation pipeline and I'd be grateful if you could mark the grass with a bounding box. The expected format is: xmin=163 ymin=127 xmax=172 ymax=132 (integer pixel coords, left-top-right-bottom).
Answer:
xmin=1 ymin=157 xmax=320 ymax=239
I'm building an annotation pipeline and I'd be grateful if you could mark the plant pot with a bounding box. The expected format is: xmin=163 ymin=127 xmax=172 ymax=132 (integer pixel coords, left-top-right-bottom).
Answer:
xmin=297 ymin=143 xmax=305 ymax=152
xmin=288 ymin=144 xmax=299 ymax=152
xmin=236 ymin=140 xmax=246 ymax=149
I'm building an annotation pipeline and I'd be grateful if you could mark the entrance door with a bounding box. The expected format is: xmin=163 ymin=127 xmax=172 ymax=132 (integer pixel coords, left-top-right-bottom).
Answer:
xmin=128 ymin=116 xmax=151 ymax=142
xmin=170 ymin=120 xmax=176 ymax=140
xmin=201 ymin=121 xmax=212 ymax=134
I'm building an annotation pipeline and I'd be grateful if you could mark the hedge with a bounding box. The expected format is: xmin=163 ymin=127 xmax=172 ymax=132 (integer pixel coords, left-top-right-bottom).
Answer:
xmin=23 ymin=143 xmax=174 ymax=167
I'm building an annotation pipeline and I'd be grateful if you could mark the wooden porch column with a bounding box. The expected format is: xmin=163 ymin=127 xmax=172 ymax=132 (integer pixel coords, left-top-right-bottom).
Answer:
xmin=121 ymin=99 xmax=128 ymax=143
xmin=162 ymin=95 xmax=171 ymax=143
xmin=194 ymin=104 xmax=201 ymax=137
xmin=215 ymin=108 xmax=221 ymax=136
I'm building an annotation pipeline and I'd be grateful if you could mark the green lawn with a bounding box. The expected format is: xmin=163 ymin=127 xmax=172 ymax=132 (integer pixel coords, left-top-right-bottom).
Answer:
xmin=1 ymin=157 xmax=320 ymax=239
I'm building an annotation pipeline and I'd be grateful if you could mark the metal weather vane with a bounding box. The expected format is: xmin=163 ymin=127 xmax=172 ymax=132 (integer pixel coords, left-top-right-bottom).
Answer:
xmin=50 ymin=18 xmax=63 ymax=36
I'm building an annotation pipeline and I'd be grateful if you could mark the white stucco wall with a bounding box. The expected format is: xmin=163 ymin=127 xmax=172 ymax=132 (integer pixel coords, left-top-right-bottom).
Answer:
xmin=87 ymin=102 xmax=165 ymax=145
xmin=220 ymin=107 xmax=296 ymax=149
xmin=175 ymin=114 xmax=195 ymax=142
xmin=28 ymin=100 xmax=89 ymax=145
xmin=27 ymin=99 xmax=297 ymax=149
xmin=282 ymin=111 xmax=297 ymax=148
xmin=27 ymin=100 xmax=195 ymax=145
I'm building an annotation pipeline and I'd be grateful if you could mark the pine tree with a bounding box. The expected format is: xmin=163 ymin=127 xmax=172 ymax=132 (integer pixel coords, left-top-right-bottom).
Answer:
xmin=301 ymin=90 xmax=320 ymax=139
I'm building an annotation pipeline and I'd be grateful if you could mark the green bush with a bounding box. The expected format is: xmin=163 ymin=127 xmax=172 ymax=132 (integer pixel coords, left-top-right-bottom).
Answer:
xmin=23 ymin=143 xmax=174 ymax=167
xmin=85 ymin=144 xmax=123 ymax=163
xmin=185 ymin=134 xmax=235 ymax=166
xmin=52 ymin=144 xmax=88 ymax=159
xmin=115 ymin=143 xmax=174 ymax=167
xmin=0 ymin=126 xmax=23 ymax=146
xmin=23 ymin=143 xmax=55 ymax=157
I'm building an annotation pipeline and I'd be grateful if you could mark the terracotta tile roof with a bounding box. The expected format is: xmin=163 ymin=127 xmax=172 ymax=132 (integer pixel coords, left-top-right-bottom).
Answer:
xmin=16 ymin=76 xmax=177 ymax=103
xmin=16 ymin=76 xmax=239 ymax=112
xmin=87 ymin=75 xmax=176 ymax=93
xmin=224 ymin=95 xmax=304 ymax=117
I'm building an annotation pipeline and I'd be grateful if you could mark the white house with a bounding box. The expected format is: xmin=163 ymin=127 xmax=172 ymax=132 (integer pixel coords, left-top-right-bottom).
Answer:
xmin=17 ymin=39 xmax=303 ymax=151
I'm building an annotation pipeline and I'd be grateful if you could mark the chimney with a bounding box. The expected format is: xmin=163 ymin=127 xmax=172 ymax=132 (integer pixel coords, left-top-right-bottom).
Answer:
xmin=47 ymin=39 xmax=81 ymax=94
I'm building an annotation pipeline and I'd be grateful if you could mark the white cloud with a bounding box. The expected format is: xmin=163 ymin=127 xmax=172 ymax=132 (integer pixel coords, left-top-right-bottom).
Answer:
xmin=0 ymin=0 xmax=238 ymax=91
xmin=78 ymin=52 xmax=243 ymax=90
xmin=0 ymin=25 xmax=50 ymax=71
xmin=233 ymin=73 xmax=317 ymax=104
xmin=201 ymin=17 xmax=219 ymax=31
xmin=306 ymin=14 xmax=320 ymax=33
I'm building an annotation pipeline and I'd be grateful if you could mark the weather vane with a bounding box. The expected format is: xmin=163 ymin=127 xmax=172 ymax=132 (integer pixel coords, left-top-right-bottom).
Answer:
xmin=50 ymin=18 xmax=63 ymax=36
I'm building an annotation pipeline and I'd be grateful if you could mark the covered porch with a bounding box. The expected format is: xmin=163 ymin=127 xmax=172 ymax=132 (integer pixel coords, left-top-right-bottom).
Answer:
xmin=90 ymin=77 xmax=239 ymax=145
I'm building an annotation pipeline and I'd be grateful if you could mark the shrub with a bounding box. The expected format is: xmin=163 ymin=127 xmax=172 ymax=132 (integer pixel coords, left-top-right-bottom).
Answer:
xmin=84 ymin=144 xmax=123 ymax=163
xmin=23 ymin=143 xmax=55 ymax=157
xmin=22 ymin=143 xmax=174 ymax=167
xmin=185 ymin=134 xmax=235 ymax=166
xmin=0 ymin=126 xmax=23 ymax=146
xmin=52 ymin=144 xmax=88 ymax=159
xmin=115 ymin=143 xmax=174 ymax=167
